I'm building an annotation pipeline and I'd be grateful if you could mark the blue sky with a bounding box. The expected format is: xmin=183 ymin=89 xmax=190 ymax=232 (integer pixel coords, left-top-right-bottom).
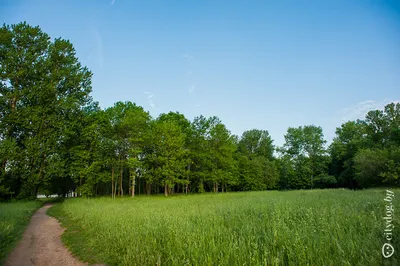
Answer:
xmin=1 ymin=0 xmax=399 ymax=147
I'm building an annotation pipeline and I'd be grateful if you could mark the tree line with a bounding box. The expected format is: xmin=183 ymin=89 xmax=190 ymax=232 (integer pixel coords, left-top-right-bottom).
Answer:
xmin=0 ymin=22 xmax=399 ymax=199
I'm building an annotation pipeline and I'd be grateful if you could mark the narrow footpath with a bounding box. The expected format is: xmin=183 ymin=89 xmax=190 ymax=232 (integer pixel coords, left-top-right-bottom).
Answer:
xmin=5 ymin=204 xmax=88 ymax=266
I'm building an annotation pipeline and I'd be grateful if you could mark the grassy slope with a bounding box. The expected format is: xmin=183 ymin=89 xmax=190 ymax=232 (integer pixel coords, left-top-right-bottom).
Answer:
xmin=49 ymin=189 xmax=400 ymax=266
xmin=0 ymin=201 xmax=42 ymax=264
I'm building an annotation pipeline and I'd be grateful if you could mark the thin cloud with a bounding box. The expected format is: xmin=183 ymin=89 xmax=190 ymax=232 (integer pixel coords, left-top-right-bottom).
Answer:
xmin=182 ymin=54 xmax=195 ymax=61
xmin=189 ymin=86 xmax=195 ymax=93
xmin=144 ymin=92 xmax=156 ymax=108
xmin=340 ymin=99 xmax=400 ymax=122
xmin=111 ymin=0 xmax=116 ymax=5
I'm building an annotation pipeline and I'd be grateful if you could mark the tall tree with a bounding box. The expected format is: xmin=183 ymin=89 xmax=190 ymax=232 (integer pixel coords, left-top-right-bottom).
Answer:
xmin=280 ymin=125 xmax=329 ymax=189
xmin=125 ymin=104 xmax=151 ymax=197
xmin=236 ymin=129 xmax=276 ymax=191
xmin=0 ymin=22 xmax=92 ymax=199
xmin=157 ymin=111 xmax=192 ymax=193
xmin=147 ymin=119 xmax=189 ymax=196
xmin=363 ymin=102 xmax=400 ymax=148
xmin=208 ymin=122 xmax=237 ymax=192
xmin=329 ymin=120 xmax=367 ymax=188
xmin=188 ymin=115 xmax=213 ymax=193
xmin=238 ymin=129 xmax=274 ymax=160
xmin=105 ymin=101 xmax=150 ymax=198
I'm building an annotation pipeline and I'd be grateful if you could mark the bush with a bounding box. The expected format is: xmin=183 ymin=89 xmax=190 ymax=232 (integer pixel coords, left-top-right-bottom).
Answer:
xmin=313 ymin=174 xmax=338 ymax=188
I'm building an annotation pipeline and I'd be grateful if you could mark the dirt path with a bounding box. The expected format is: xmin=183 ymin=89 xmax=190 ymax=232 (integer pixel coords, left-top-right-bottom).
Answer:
xmin=5 ymin=204 xmax=87 ymax=266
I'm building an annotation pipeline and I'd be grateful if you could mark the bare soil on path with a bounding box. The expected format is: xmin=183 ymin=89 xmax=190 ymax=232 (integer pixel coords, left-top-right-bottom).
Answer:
xmin=5 ymin=204 xmax=89 ymax=266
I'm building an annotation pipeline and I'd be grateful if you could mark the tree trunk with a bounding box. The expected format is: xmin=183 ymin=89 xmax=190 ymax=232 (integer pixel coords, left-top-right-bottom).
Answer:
xmin=79 ymin=177 xmax=82 ymax=197
xmin=131 ymin=171 xmax=135 ymax=198
xmin=222 ymin=183 xmax=225 ymax=193
xmin=11 ymin=95 xmax=17 ymax=112
xmin=138 ymin=175 xmax=140 ymax=195
xmin=146 ymin=182 xmax=151 ymax=195
xmin=311 ymin=174 xmax=313 ymax=189
xmin=164 ymin=184 xmax=168 ymax=196
xmin=1 ymin=160 xmax=6 ymax=175
xmin=128 ymin=169 xmax=131 ymax=195
xmin=120 ymin=166 xmax=123 ymax=197
xmin=114 ymin=178 xmax=118 ymax=197
xmin=111 ymin=167 xmax=114 ymax=198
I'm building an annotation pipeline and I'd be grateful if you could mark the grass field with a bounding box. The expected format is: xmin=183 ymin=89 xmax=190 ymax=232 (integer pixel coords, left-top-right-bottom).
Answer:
xmin=49 ymin=189 xmax=399 ymax=266
xmin=0 ymin=201 xmax=42 ymax=264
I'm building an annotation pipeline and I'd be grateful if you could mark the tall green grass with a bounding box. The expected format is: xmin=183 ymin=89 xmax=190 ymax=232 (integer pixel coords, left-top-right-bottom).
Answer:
xmin=0 ymin=201 xmax=42 ymax=264
xmin=49 ymin=189 xmax=399 ymax=266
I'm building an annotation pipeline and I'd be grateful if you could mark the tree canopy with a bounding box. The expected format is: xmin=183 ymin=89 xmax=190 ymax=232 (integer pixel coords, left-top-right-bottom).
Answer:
xmin=0 ymin=22 xmax=399 ymax=199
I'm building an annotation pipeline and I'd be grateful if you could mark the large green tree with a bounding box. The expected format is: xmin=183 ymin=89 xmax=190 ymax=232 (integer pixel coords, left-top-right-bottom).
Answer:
xmin=188 ymin=115 xmax=213 ymax=193
xmin=330 ymin=102 xmax=400 ymax=189
xmin=146 ymin=118 xmax=189 ymax=196
xmin=280 ymin=125 xmax=330 ymax=189
xmin=236 ymin=129 xmax=277 ymax=191
xmin=363 ymin=102 xmax=400 ymax=148
xmin=238 ymin=129 xmax=274 ymax=160
xmin=329 ymin=120 xmax=367 ymax=188
xmin=105 ymin=101 xmax=150 ymax=198
xmin=208 ymin=121 xmax=237 ymax=192
xmin=62 ymin=104 xmax=112 ymax=197
xmin=0 ymin=22 xmax=92 ymax=199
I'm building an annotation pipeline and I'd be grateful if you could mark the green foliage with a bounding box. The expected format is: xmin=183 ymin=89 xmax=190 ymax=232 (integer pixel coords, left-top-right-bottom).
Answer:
xmin=364 ymin=103 xmax=400 ymax=148
xmin=0 ymin=22 xmax=92 ymax=198
xmin=381 ymin=146 xmax=400 ymax=185
xmin=49 ymin=189 xmax=400 ymax=266
xmin=147 ymin=119 xmax=189 ymax=195
xmin=1 ymin=21 xmax=399 ymax=199
xmin=238 ymin=129 xmax=274 ymax=160
xmin=208 ymin=122 xmax=237 ymax=191
xmin=313 ymin=174 xmax=337 ymax=188
xmin=330 ymin=103 xmax=400 ymax=190
xmin=237 ymin=155 xmax=279 ymax=191
xmin=347 ymin=103 xmax=400 ymax=188
xmin=354 ymin=149 xmax=388 ymax=187
xmin=104 ymin=101 xmax=151 ymax=197
xmin=354 ymin=147 xmax=400 ymax=188
xmin=279 ymin=125 xmax=328 ymax=189
xmin=187 ymin=115 xmax=213 ymax=192
xmin=236 ymin=129 xmax=277 ymax=191
xmin=329 ymin=120 xmax=367 ymax=188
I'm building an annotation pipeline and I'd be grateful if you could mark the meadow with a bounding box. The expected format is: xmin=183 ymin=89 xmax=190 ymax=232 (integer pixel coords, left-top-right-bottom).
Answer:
xmin=48 ymin=189 xmax=399 ymax=266
xmin=0 ymin=201 xmax=42 ymax=264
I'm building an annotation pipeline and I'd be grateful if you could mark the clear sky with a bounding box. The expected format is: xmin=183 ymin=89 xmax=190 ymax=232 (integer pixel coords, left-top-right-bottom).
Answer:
xmin=1 ymin=0 xmax=399 ymax=147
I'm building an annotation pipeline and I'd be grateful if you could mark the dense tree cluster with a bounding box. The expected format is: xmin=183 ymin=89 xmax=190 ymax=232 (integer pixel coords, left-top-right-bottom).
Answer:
xmin=0 ymin=23 xmax=399 ymax=199
xmin=330 ymin=104 xmax=400 ymax=189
